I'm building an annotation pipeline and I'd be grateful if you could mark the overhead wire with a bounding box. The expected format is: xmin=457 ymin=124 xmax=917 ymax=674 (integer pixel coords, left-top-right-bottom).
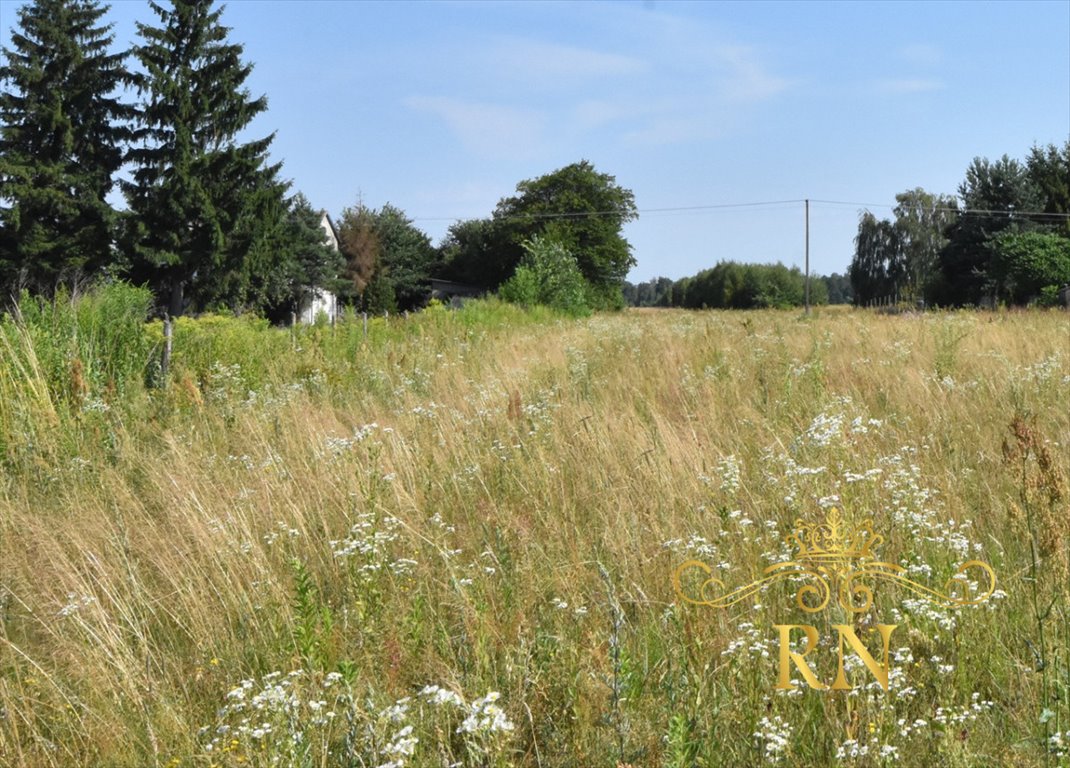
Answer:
xmin=411 ymin=197 xmax=1070 ymax=224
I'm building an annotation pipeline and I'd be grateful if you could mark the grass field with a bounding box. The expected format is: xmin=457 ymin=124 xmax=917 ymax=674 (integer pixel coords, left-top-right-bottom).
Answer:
xmin=1 ymin=289 xmax=1068 ymax=767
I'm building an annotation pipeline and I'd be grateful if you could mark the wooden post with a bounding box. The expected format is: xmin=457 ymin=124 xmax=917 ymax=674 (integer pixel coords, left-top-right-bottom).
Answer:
xmin=161 ymin=314 xmax=172 ymax=381
xmin=290 ymin=312 xmax=297 ymax=350
xmin=804 ymin=198 xmax=810 ymax=315
xmin=362 ymin=312 xmax=368 ymax=338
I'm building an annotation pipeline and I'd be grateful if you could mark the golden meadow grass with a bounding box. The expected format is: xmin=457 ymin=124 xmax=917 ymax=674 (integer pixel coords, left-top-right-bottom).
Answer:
xmin=1 ymin=295 xmax=1068 ymax=767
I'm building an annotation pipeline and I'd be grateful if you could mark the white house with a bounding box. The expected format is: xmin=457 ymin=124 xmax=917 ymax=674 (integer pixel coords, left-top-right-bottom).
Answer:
xmin=297 ymin=211 xmax=341 ymax=324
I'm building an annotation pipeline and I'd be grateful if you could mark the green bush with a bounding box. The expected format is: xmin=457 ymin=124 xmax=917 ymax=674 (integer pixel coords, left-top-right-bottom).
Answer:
xmin=498 ymin=236 xmax=590 ymax=316
xmin=991 ymin=230 xmax=1070 ymax=305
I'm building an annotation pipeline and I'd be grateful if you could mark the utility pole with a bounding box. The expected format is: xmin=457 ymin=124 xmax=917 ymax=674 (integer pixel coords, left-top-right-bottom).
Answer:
xmin=804 ymin=198 xmax=810 ymax=315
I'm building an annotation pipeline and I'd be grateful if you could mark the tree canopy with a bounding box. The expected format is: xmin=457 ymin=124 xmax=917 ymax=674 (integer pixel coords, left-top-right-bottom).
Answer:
xmin=492 ymin=160 xmax=637 ymax=301
xmin=848 ymin=141 xmax=1069 ymax=307
xmin=122 ymin=0 xmax=284 ymax=316
xmin=0 ymin=0 xmax=132 ymax=294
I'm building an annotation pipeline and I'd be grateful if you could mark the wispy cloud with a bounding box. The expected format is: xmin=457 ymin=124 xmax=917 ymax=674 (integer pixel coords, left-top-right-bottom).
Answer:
xmin=489 ymin=37 xmax=648 ymax=85
xmin=711 ymin=44 xmax=791 ymax=103
xmin=877 ymin=78 xmax=945 ymax=94
xmin=403 ymin=96 xmax=544 ymax=158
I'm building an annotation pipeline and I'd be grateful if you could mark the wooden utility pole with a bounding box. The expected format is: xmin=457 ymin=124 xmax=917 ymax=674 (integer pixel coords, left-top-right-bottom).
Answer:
xmin=804 ymin=198 xmax=811 ymax=315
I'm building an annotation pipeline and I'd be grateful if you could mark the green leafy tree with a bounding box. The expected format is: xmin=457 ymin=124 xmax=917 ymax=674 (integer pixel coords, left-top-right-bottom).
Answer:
xmin=492 ymin=160 xmax=637 ymax=308
xmin=990 ymin=231 xmax=1070 ymax=305
xmin=1026 ymin=141 xmax=1070 ymax=236
xmin=122 ymin=0 xmax=283 ymax=316
xmin=682 ymin=261 xmax=817 ymax=309
xmin=823 ymin=273 xmax=853 ymax=304
xmin=892 ymin=188 xmax=958 ymax=302
xmin=936 ymin=155 xmax=1041 ymax=306
xmin=499 ymin=235 xmax=589 ymax=316
xmin=849 ymin=212 xmax=901 ymax=305
xmin=0 ymin=0 xmax=132 ymax=295
xmin=288 ymin=196 xmax=343 ymax=306
xmin=437 ymin=218 xmax=503 ymax=287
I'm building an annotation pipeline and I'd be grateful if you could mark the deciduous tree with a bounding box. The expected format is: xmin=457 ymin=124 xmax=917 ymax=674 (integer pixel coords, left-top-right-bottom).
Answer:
xmin=492 ymin=160 xmax=637 ymax=307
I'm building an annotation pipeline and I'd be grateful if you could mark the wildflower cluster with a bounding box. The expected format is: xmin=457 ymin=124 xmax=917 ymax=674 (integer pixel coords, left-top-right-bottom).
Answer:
xmin=201 ymin=670 xmax=515 ymax=767
xmin=331 ymin=512 xmax=415 ymax=578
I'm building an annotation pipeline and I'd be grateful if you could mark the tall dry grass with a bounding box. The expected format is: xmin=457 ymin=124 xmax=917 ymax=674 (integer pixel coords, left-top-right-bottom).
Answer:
xmin=1 ymin=295 xmax=1068 ymax=766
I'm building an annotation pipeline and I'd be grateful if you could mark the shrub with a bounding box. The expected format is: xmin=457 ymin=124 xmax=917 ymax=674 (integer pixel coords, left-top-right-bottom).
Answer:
xmin=498 ymin=236 xmax=590 ymax=316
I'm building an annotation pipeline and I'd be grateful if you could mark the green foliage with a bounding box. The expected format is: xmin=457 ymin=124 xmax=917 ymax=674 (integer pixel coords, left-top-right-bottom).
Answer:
xmin=1026 ymin=142 xmax=1070 ymax=236
xmin=0 ymin=0 xmax=132 ymax=295
xmin=290 ymin=558 xmax=334 ymax=671
xmin=122 ymin=0 xmax=284 ymax=316
xmin=493 ymin=161 xmax=638 ymax=290
xmin=2 ymin=282 xmax=154 ymax=402
xmin=0 ymin=282 xmax=153 ymax=467
xmin=849 ymin=211 xmax=902 ymax=305
xmin=337 ymin=201 xmax=434 ymax=312
xmin=822 ymin=272 xmax=853 ymax=304
xmin=991 ymin=231 xmax=1070 ymax=305
xmin=670 ymin=261 xmax=819 ymax=309
xmin=937 ymin=154 xmax=1043 ymax=306
xmin=437 ymin=217 xmax=505 ymax=287
xmin=375 ymin=204 xmax=436 ymax=311
xmin=893 ymin=188 xmax=958 ymax=302
xmin=665 ymin=713 xmax=701 ymax=768
xmin=446 ymin=160 xmax=641 ymax=295
xmin=499 ymin=236 xmax=589 ymax=316
xmin=255 ymin=193 xmax=344 ymax=321
xmin=622 ymin=276 xmax=674 ymax=307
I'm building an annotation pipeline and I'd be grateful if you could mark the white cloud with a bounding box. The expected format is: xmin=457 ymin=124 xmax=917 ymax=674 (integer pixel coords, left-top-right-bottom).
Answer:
xmin=403 ymin=96 xmax=544 ymax=158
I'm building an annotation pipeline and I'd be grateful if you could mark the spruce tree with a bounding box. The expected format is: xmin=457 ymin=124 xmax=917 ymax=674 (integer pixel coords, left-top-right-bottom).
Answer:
xmin=0 ymin=0 xmax=131 ymax=296
xmin=124 ymin=0 xmax=282 ymax=315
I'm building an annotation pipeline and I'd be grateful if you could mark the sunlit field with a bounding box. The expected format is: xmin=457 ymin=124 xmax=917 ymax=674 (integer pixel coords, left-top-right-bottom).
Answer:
xmin=1 ymin=291 xmax=1068 ymax=767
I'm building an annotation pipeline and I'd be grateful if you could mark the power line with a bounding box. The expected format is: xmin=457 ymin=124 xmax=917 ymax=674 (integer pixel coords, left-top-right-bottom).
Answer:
xmin=410 ymin=198 xmax=806 ymax=224
xmin=410 ymin=197 xmax=1070 ymax=225
xmin=809 ymin=198 xmax=1070 ymax=220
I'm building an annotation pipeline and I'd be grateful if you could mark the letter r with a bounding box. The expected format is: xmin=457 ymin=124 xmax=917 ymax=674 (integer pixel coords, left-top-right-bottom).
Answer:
xmin=774 ymin=624 xmax=828 ymax=690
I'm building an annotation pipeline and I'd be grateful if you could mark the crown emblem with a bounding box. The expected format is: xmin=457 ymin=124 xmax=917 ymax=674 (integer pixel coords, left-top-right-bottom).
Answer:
xmin=786 ymin=507 xmax=882 ymax=563
xmin=672 ymin=504 xmax=996 ymax=615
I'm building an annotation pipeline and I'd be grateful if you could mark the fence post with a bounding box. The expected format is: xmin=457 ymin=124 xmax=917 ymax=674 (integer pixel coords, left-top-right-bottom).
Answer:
xmin=161 ymin=314 xmax=172 ymax=382
xmin=363 ymin=312 xmax=368 ymax=339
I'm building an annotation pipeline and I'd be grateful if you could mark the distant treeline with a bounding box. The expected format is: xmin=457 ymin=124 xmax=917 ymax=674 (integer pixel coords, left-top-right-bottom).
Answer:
xmin=623 ymin=266 xmax=852 ymax=309
xmin=848 ymin=143 xmax=1069 ymax=308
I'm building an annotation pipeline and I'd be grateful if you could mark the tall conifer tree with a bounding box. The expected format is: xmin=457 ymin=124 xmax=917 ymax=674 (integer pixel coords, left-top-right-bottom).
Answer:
xmin=124 ymin=0 xmax=282 ymax=315
xmin=0 ymin=0 xmax=131 ymax=295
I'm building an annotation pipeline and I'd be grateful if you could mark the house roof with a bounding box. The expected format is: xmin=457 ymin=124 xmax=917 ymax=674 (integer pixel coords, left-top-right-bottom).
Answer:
xmin=319 ymin=210 xmax=341 ymax=245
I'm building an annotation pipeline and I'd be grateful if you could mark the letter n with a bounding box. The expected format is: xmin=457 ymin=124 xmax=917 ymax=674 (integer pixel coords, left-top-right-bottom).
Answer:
xmin=830 ymin=624 xmax=897 ymax=691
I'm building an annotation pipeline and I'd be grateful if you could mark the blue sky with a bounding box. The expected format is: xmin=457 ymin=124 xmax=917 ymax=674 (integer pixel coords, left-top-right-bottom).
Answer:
xmin=2 ymin=0 xmax=1068 ymax=280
